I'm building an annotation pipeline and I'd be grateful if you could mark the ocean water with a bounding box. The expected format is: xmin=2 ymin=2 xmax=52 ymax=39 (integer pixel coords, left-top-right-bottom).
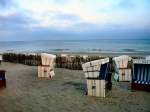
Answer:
xmin=0 ymin=39 xmax=150 ymax=54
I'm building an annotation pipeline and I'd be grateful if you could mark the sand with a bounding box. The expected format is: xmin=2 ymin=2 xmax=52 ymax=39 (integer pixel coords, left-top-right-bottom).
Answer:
xmin=0 ymin=62 xmax=150 ymax=112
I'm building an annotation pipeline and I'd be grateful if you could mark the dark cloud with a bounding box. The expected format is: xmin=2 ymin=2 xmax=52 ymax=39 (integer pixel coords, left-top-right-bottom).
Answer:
xmin=1 ymin=18 xmax=150 ymax=41
xmin=0 ymin=13 xmax=26 ymax=24
xmin=0 ymin=12 xmax=35 ymax=31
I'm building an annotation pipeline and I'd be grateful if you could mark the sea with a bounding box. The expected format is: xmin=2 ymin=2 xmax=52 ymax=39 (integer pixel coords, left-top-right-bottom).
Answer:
xmin=0 ymin=39 xmax=150 ymax=54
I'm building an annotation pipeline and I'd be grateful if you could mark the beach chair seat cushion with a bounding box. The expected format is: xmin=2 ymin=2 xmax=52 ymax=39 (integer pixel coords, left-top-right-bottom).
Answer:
xmin=134 ymin=80 xmax=150 ymax=85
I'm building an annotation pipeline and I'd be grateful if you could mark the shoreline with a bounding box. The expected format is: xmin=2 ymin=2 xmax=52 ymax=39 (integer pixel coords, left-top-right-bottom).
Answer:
xmin=1 ymin=51 xmax=149 ymax=57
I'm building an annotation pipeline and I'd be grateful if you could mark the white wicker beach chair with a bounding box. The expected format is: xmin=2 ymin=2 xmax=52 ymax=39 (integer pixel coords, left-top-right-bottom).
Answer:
xmin=82 ymin=58 xmax=111 ymax=97
xmin=38 ymin=53 xmax=56 ymax=78
xmin=113 ymin=55 xmax=132 ymax=82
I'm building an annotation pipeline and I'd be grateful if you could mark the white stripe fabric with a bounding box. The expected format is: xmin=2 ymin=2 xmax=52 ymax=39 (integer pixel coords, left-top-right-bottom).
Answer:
xmin=148 ymin=66 xmax=150 ymax=83
xmin=141 ymin=65 xmax=144 ymax=84
xmin=137 ymin=65 xmax=141 ymax=82
xmin=144 ymin=65 xmax=147 ymax=84
xmin=134 ymin=64 xmax=150 ymax=84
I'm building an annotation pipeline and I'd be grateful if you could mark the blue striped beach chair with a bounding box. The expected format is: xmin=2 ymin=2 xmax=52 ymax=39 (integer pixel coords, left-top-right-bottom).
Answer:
xmin=0 ymin=70 xmax=6 ymax=88
xmin=132 ymin=59 xmax=150 ymax=91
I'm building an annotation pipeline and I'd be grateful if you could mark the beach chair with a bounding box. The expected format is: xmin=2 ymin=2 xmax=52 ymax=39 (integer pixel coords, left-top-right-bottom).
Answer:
xmin=0 ymin=55 xmax=2 ymax=65
xmin=146 ymin=56 xmax=150 ymax=60
xmin=113 ymin=55 xmax=132 ymax=82
xmin=131 ymin=59 xmax=150 ymax=91
xmin=82 ymin=58 xmax=112 ymax=97
xmin=0 ymin=70 xmax=6 ymax=88
xmin=38 ymin=53 xmax=56 ymax=78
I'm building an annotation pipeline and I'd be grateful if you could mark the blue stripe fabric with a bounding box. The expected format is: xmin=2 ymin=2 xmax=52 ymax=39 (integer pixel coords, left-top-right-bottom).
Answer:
xmin=141 ymin=65 xmax=145 ymax=84
xmin=133 ymin=64 xmax=138 ymax=81
xmin=0 ymin=75 xmax=5 ymax=79
xmin=146 ymin=65 xmax=149 ymax=83
xmin=144 ymin=65 xmax=148 ymax=84
xmin=148 ymin=65 xmax=150 ymax=84
xmin=133 ymin=64 xmax=150 ymax=85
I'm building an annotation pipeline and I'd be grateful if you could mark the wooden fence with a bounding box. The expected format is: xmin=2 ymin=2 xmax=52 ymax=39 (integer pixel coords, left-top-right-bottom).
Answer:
xmin=2 ymin=53 xmax=106 ymax=70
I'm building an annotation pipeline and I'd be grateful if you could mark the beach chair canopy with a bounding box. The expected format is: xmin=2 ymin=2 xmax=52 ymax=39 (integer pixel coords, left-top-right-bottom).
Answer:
xmin=82 ymin=58 xmax=109 ymax=72
xmin=133 ymin=59 xmax=150 ymax=64
xmin=0 ymin=55 xmax=2 ymax=61
xmin=41 ymin=53 xmax=56 ymax=59
xmin=113 ymin=55 xmax=132 ymax=81
xmin=133 ymin=59 xmax=150 ymax=84
xmin=146 ymin=56 xmax=150 ymax=60
xmin=113 ymin=55 xmax=131 ymax=69
xmin=82 ymin=58 xmax=109 ymax=79
xmin=41 ymin=53 xmax=56 ymax=66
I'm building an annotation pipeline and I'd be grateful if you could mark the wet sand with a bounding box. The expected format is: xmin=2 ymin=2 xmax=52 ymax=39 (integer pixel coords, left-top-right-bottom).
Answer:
xmin=0 ymin=62 xmax=150 ymax=112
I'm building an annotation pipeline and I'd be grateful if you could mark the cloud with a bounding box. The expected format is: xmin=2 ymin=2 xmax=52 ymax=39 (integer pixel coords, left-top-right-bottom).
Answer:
xmin=0 ymin=0 xmax=13 ymax=8
xmin=0 ymin=0 xmax=150 ymax=41
xmin=0 ymin=11 xmax=36 ymax=32
xmin=54 ymin=12 xmax=81 ymax=21
xmin=115 ymin=0 xmax=135 ymax=9
xmin=15 ymin=0 xmax=150 ymax=28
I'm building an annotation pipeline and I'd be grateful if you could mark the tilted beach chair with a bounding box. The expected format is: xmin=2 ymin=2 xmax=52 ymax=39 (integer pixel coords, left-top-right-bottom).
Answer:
xmin=38 ymin=53 xmax=56 ymax=78
xmin=113 ymin=55 xmax=132 ymax=82
xmin=82 ymin=58 xmax=112 ymax=97
xmin=131 ymin=59 xmax=150 ymax=91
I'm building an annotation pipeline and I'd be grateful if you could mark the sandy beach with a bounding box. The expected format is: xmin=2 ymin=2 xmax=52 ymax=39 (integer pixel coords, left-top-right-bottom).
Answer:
xmin=0 ymin=0 xmax=150 ymax=111
xmin=0 ymin=62 xmax=149 ymax=112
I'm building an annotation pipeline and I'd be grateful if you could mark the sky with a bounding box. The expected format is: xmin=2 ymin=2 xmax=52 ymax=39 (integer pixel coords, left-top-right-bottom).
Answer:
xmin=0 ymin=0 xmax=150 ymax=41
